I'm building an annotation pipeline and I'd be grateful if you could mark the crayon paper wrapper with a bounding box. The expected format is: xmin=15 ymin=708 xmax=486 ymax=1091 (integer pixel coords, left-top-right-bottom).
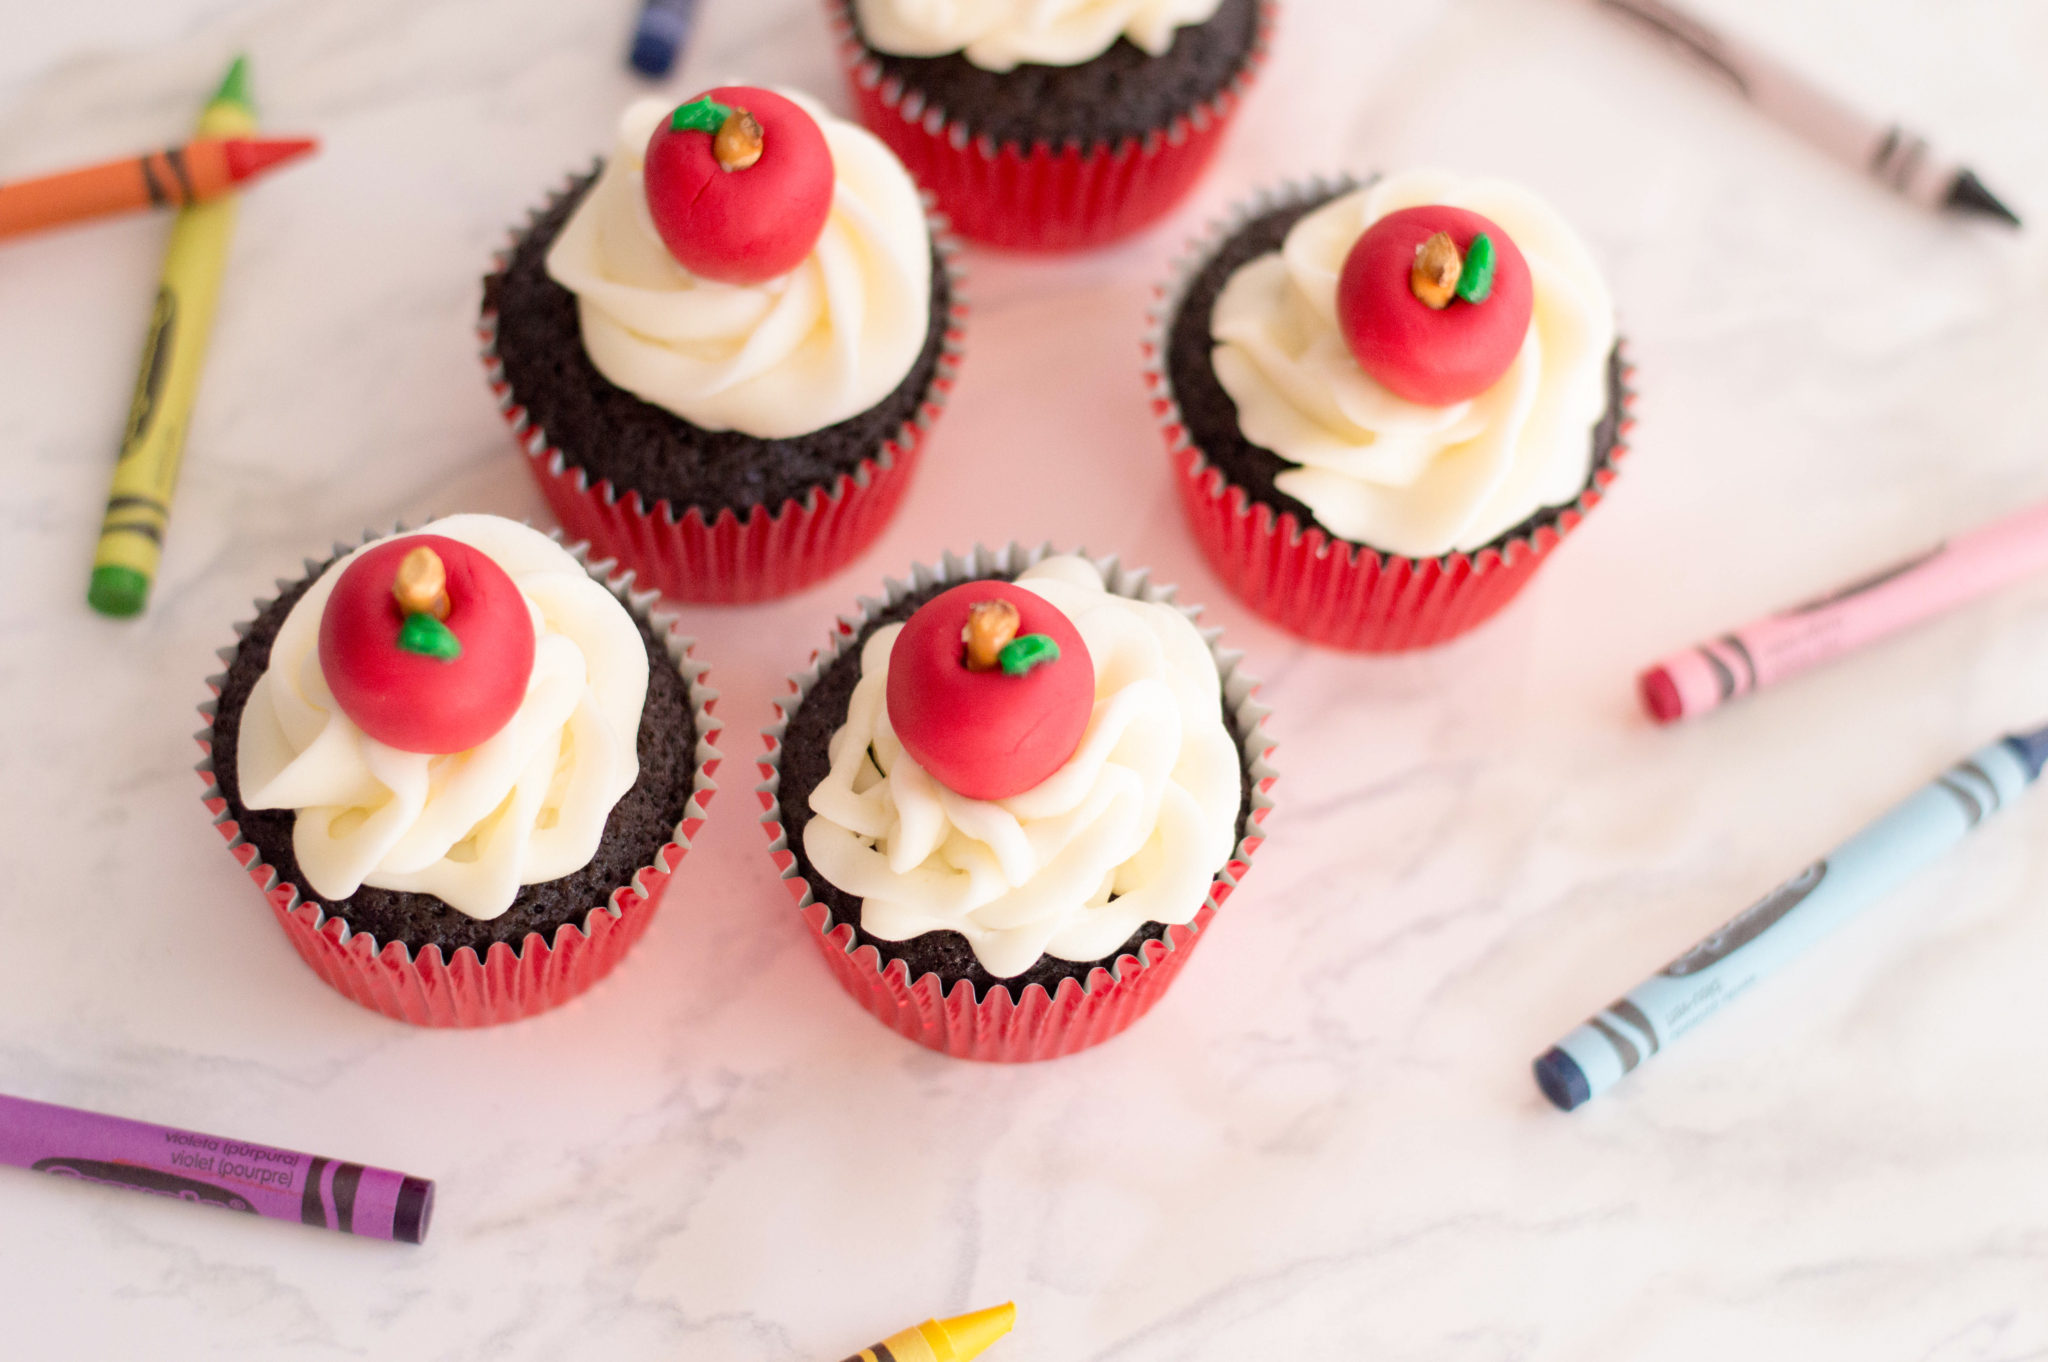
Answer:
xmin=1144 ymin=178 xmax=1636 ymax=652
xmin=196 ymin=531 xmax=723 ymax=1028
xmin=756 ymin=543 xmax=1278 ymax=1061
xmin=479 ymin=189 xmax=967 ymax=605
xmin=830 ymin=0 xmax=1273 ymax=252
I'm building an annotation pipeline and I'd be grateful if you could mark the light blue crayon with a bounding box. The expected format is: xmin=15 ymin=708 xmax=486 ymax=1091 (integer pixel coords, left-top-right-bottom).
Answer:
xmin=1535 ymin=724 xmax=2048 ymax=1111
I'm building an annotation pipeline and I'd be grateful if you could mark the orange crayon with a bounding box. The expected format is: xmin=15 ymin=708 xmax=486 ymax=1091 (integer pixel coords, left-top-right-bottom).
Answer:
xmin=836 ymin=1304 xmax=1015 ymax=1362
xmin=0 ymin=135 xmax=316 ymax=242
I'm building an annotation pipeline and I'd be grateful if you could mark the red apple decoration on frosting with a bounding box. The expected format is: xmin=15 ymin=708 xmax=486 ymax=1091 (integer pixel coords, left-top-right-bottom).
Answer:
xmin=886 ymin=581 xmax=1095 ymax=803
xmin=1335 ymin=204 xmax=1534 ymax=407
xmin=318 ymin=535 xmax=536 ymax=755
xmin=642 ymin=85 xmax=834 ymax=285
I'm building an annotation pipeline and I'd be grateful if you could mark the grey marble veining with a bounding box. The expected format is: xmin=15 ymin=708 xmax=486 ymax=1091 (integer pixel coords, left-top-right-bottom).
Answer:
xmin=2 ymin=0 xmax=2047 ymax=1357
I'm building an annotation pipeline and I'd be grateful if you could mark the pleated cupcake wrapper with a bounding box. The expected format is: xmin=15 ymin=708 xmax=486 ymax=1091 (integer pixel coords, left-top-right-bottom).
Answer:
xmin=196 ymin=529 xmax=723 ymax=1028
xmin=830 ymin=0 xmax=1274 ymax=252
xmin=479 ymin=177 xmax=968 ymax=605
xmin=1143 ymin=176 xmax=1637 ymax=652
xmin=756 ymin=542 xmax=1278 ymax=1061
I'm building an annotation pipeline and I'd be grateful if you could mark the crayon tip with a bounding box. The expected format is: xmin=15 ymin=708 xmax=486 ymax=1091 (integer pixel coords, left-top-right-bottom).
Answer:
xmin=392 ymin=1175 xmax=435 ymax=1246
xmin=222 ymin=136 xmax=319 ymax=182
xmin=88 ymin=565 xmax=150 ymax=618
xmin=210 ymin=54 xmax=255 ymax=115
xmin=2001 ymin=724 xmax=2048 ymax=781
xmin=1533 ymin=1048 xmax=1590 ymax=1112
xmin=1638 ymin=665 xmax=1682 ymax=724
xmin=630 ymin=28 xmax=680 ymax=77
xmin=1945 ymin=169 xmax=2021 ymax=229
xmin=930 ymin=1303 xmax=1016 ymax=1361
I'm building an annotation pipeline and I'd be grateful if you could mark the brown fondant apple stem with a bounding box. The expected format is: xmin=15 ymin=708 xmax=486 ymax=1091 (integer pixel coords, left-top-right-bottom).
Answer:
xmin=964 ymin=599 xmax=1020 ymax=671
xmin=1411 ymin=231 xmax=1462 ymax=310
xmin=393 ymin=546 xmax=451 ymax=621
xmin=714 ymin=110 xmax=764 ymax=172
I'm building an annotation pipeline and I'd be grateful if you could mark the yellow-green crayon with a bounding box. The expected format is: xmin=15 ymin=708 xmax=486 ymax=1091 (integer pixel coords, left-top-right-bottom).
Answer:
xmin=88 ymin=55 xmax=257 ymax=617
xmin=836 ymin=1303 xmax=1015 ymax=1362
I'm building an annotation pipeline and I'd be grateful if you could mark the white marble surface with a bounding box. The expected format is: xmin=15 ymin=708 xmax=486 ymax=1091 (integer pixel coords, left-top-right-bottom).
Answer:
xmin=3 ymin=0 xmax=2047 ymax=1356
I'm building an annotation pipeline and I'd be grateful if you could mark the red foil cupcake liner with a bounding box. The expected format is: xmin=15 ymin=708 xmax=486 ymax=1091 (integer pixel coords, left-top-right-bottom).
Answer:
xmin=479 ymin=188 xmax=967 ymax=605
xmin=831 ymin=1 xmax=1274 ymax=252
xmin=757 ymin=543 xmax=1278 ymax=1061
xmin=197 ymin=532 xmax=723 ymax=1028
xmin=1144 ymin=178 xmax=1636 ymax=652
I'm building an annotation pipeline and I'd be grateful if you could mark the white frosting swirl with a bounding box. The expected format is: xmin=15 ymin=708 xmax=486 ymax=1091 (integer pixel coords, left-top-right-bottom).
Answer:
xmin=855 ymin=0 xmax=1223 ymax=70
xmin=544 ymin=93 xmax=933 ymax=440
xmin=1209 ymin=171 xmax=1616 ymax=558
xmin=802 ymin=556 xmax=1241 ymax=978
xmin=235 ymin=516 xmax=650 ymax=921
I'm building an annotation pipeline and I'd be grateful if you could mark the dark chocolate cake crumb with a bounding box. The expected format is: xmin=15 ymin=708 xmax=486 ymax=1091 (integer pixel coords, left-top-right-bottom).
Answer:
xmin=208 ymin=549 xmax=700 ymax=956
xmin=841 ymin=0 xmax=1264 ymax=150
xmin=775 ymin=570 xmax=1256 ymax=1003
xmin=483 ymin=174 xmax=953 ymax=522
xmin=1164 ymin=187 xmax=1630 ymax=555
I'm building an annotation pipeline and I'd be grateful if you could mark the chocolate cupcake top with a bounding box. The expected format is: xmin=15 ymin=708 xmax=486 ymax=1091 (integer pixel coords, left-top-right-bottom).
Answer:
xmin=855 ymin=0 xmax=1223 ymax=71
xmin=1209 ymin=171 xmax=1615 ymax=557
xmin=235 ymin=516 xmax=650 ymax=920
xmin=544 ymin=88 xmax=932 ymax=440
xmin=800 ymin=555 xmax=1241 ymax=978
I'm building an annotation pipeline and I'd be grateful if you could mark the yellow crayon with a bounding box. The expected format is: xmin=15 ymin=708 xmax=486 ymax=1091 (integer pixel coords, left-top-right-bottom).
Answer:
xmin=836 ymin=1303 xmax=1015 ymax=1362
xmin=88 ymin=55 xmax=257 ymax=617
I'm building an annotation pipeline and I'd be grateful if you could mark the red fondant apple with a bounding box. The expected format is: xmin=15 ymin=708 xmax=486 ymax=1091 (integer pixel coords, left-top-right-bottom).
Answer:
xmin=318 ymin=535 xmax=536 ymax=755
xmin=642 ymin=86 xmax=834 ymax=285
xmin=887 ymin=581 xmax=1095 ymax=802
xmin=1335 ymin=204 xmax=1533 ymax=407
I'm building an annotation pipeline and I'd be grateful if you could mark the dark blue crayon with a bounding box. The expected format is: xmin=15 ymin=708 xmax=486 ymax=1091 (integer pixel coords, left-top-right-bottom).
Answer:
xmin=629 ymin=0 xmax=701 ymax=77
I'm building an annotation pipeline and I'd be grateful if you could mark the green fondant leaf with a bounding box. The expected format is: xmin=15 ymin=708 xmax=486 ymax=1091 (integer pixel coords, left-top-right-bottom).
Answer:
xmin=670 ymin=98 xmax=734 ymax=134
xmin=397 ymin=612 xmax=463 ymax=661
xmin=998 ymin=634 xmax=1060 ymax=677
xmin=1456 ymin=232 xmax=1496 ymax=304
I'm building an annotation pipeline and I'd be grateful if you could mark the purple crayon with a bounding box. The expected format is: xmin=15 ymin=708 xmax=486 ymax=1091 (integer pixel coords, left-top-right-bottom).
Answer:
xmin=0 ymin=1092 xmax=432 ymax=1244
xmin=1641 ymin=498 xmax=2048 ymax=723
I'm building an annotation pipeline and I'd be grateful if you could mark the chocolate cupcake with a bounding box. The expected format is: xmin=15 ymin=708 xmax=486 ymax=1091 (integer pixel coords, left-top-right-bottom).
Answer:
xmin=1149 ymin=171 xmax=1634 ymax=650
xmin=481 ymin=86 xmax=964 ymax=603
xmin=759 ymin=545 xmax=1277 ymax=1061
xmin=832 ymin=0 xmax=1273 ymax=250
xmin=199 ymin=515 xmax=720 ymax=1026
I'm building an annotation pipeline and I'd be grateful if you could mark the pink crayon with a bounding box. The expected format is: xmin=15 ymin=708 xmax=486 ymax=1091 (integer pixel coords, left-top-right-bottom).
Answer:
xmin=0 ymin=1092 xmax=432 ymax=1243
xmin=1642 ymin=499 xmax=2048 ymax=723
